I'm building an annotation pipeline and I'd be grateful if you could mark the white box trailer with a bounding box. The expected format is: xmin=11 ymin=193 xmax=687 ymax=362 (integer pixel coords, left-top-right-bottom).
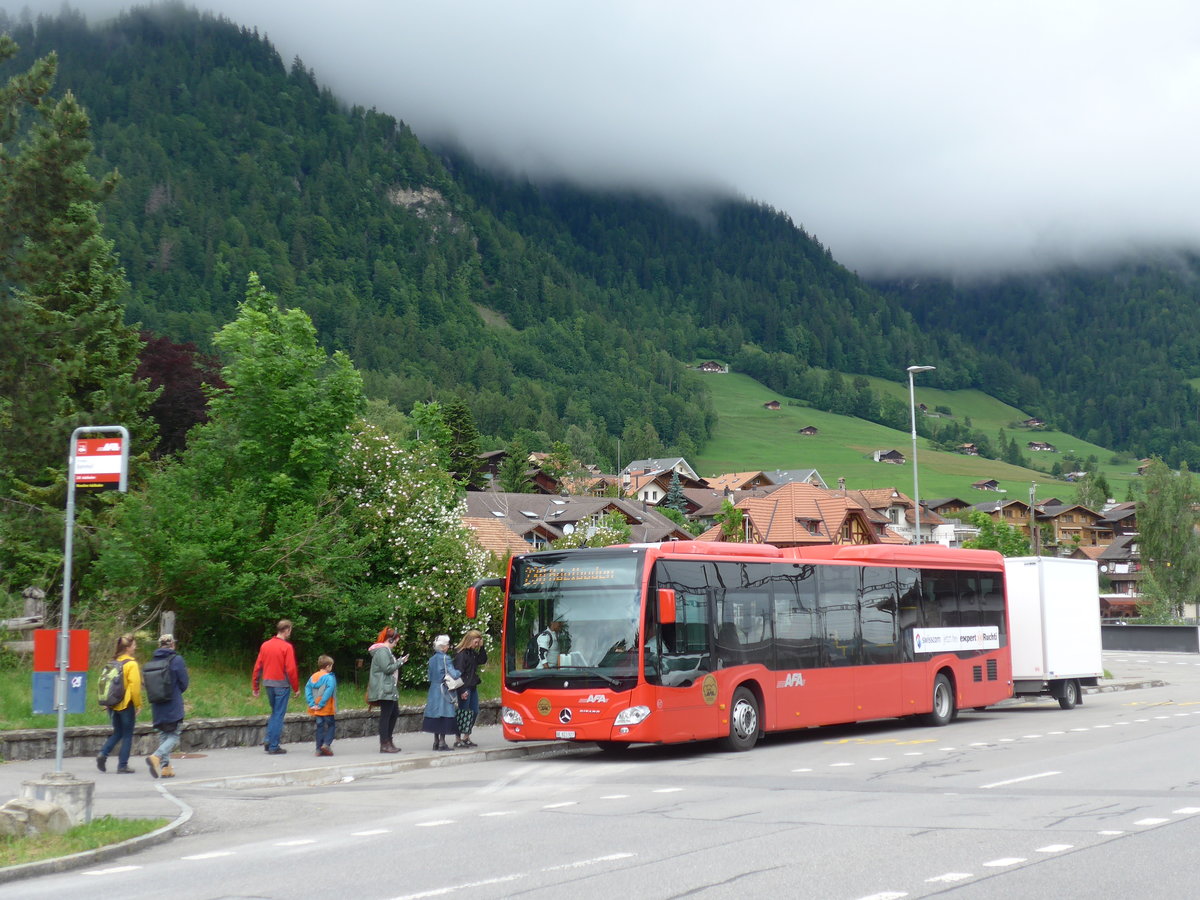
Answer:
xmin=1005 ymin=555 xmax=1104 ymax=709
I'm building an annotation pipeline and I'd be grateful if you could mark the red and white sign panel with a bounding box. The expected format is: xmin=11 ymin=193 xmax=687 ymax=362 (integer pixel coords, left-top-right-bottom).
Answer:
xmin=74 ymin=438 xmax=123 ymax=492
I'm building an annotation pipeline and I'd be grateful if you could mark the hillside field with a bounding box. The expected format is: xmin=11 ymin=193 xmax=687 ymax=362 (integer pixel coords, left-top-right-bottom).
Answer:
xmin=691 ymin=370 xmax=1140 ymax=506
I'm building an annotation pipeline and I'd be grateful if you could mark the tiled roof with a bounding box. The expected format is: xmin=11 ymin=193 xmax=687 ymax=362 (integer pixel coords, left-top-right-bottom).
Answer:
xmin=462 ymin=517 xmax=535 ymax=557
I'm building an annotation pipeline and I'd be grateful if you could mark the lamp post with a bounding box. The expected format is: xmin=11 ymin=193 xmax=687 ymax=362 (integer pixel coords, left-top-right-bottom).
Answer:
xmin=907 ymin=365 xmax=936 ymax=544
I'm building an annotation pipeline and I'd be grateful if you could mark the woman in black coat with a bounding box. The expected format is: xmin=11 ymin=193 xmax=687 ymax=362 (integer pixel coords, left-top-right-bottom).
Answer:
xmin=452 ymin=629 xmax=487 ymax=748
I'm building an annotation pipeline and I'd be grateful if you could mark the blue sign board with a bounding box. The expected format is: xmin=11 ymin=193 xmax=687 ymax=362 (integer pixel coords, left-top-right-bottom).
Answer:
xmin=32 ymin=672 xmax=87 ymax=715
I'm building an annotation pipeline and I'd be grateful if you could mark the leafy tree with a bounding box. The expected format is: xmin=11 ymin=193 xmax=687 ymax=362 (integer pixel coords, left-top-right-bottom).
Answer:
xmin=961 ymin=510 xmax=1030 ymax=556
xmin=715 ymin=499 xmax=745 ymax=542
xmin=135 ymin=333 xmax=225 ymax=458
xmin=1072 ymin=470 xmax=1110 ymax=512
xmin=1136 ymin=459 xmax=1200 ymax=621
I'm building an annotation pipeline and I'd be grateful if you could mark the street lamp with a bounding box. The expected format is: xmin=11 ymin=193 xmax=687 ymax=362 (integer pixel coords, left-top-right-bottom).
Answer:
xmin=907 ymin=365 xmax=936 ymax=545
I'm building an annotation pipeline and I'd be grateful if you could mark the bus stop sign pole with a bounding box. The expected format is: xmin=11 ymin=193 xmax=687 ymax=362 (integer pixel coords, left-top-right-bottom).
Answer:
xmin=57 ymin=426 xmax=129 ymax=772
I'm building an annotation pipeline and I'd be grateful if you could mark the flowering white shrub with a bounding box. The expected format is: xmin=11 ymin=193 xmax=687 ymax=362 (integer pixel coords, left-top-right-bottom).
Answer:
xmin=335 ymin=422 xmax=490 ymax=683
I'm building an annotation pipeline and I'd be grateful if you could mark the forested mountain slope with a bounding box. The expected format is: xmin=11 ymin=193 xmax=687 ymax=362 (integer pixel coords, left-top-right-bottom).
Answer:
xmin=3 ymin=5 xmax=1197 ymax=467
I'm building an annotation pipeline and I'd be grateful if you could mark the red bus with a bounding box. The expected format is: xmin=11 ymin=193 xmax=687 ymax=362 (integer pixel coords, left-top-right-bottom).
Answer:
xmin=467 ymin=541 xmax=1012 ymax=751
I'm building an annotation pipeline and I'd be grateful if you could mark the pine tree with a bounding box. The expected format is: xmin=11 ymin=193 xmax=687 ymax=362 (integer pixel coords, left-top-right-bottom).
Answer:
xmin=0 ymin=36 xmax=156 ymax=594
xmin=664 ymin=471 xmax=687 ymax=514
xmin=442 ymin=397 xmax=484 ymax=490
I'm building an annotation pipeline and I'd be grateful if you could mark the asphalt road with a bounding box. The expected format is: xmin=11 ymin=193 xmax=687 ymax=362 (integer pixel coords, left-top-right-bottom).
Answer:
xmin=8 ymin=650 xmax=1200 ymax=900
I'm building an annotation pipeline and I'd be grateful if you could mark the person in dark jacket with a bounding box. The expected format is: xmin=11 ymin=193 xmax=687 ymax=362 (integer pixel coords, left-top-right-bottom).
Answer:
xmin=145 ymin=634 xmax=189 ymax=778
xmin=452 ymin=629 xmax=487 ymax=748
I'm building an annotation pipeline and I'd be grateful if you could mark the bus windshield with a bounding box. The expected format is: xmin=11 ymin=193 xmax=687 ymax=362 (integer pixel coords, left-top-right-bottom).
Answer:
xmin=505 ymin=549 xmax=644 ymax=690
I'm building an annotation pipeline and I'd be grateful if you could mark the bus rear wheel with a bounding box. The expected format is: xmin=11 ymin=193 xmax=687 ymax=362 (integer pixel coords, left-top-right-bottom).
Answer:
xmin=922 ymin=674 xmax=955 ymax=727
xmin=722 ymin=686 xmax=759 ymax=752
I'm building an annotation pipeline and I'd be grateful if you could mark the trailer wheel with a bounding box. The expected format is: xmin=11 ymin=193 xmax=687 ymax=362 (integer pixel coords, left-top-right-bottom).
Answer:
xmin=1058 ymin=679 xmax=1081 ymax=710
xmin=722 ymin=687 xmax=760 ymax=751
xmin=922 ymin=674 xmax=955 ymax=727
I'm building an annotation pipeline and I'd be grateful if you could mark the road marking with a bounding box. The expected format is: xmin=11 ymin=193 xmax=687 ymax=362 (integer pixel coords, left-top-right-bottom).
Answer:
xmin=1098 ymin=830 xmax=1125 ymax=835
xmin=1134 ymin=818 xmax=1169 ymax=826
xmin=903 ymin=752 xmax=923 ymax=756
xmin=352 ymin=828 xmax=390 ymax=835
xmin=981 ymin=771 xmax=1061 ymax=789
xmin=652 ymin=787 xmax=683 ymax=793
xmin=600 ymin=794 xmax=629 ymax=799
xmin=479 ymin=811 xmax=513 ymax=817
xmin=543 ymin=801 xmax=576 ymax=808
xmin=869 ymin=757 xmax=889 ymax=761
xmin=1036 ymin=844 xmax=1073 ymax=853
xmin=792 ymin=768 xmax=813 ymax=772
xmin=1174 ymin=807 xmax=1200 ymax=814
xmin=983 ymin=857 xmax=1026 ymax=867
xmin=83 ymin=865 xmax=141 ymax=875
xmin=926 ymin=872 xmax=972 ymax=883
xmin=415 ymin=819 xmax=455 ymax=827
xmin=391 ymin=873 xmax=525 ymax=898
xmin=855 ymin=892 xmax=907 ymax=900
xmin=276 ymin=838 xmax=317 ymax=846
xmin=544 ymin=852 xmax=635 ymax=871
xmin=182 ymin=851 xmax=234 ymax=860
xmin=1022 ymin=735 xmax=1042 ymax=739
xmin=831 ymin=762 xmax=854 ymax=767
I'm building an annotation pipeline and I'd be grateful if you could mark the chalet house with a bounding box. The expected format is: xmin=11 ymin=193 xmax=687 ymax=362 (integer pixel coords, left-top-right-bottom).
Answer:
xmin=762 ymin=469 xmax=829 ymax=489
xmin=1137 ymin=459 xmax=1154 ymax=475
xmin=1063 ymin=471 xmax=1089 ymax=482
xmin=1027 ymin=441 xmax=1057 ymax=452
xmin=799 ymin=426 xmax=819 ymax=436
xmin=969 ymin=498 xmax=1033 ymax=536
xmin=847 ymin=487 xmax=948 ymax=545
xmin=763 ymin=400 xmax=782 ymax=410
xmin=1096 ymin=535 xmax=1142 ymax=617
xmin=695 ymin=481 xmax=906 ymax=547
xmin=971 ymin=479 xmax=1001 ymax=492
xmin=1036 ymin=503 xmax=1112 ymax=547
xmin=463 ymin=492 xmax=691 ymax=555
xmin=1097 ymin=502 xmax=1138 ymax=537
xmin=958 ymin=443 xmax=979 ymax=455
xmin=681 ymin=486 xmax=773 ymax=530
xmin=696 ymin=361 xmax=727 ymax=373
xmin=705 ymin=471 xmax=775 ymax=492
xmin=1021 ymin=417 xmax=1046 ymax=428
xmin=873 ymin=449 xmax=906 ymax=465
xmin=924 ymin=497 xmax=972 ymax=518
xmin=621 ymin=457 xmax=701 ymax=483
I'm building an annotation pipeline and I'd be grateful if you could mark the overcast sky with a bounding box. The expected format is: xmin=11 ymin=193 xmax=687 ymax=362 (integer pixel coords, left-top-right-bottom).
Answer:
xmin=12 ymin=1 xmax=1200 ymax=277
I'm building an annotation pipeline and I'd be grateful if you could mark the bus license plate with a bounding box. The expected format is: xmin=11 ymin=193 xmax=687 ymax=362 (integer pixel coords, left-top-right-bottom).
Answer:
xmin=556 ymin=730 xmax=576 ymax=739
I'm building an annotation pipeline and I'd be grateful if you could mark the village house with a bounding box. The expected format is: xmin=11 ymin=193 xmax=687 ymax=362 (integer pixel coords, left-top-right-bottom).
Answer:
xmin=763 ymin=400 xmax=781 ymax=410
xmin=705 ymin=471 xmax=775 ymax=492
xmin=968 ymin=498 xmax=1033 ymax=536
xmin=958 ymin=443 xmax=979 ymax=455
xmin=872 ymin=449 xmax=906 ymax=465
xmin=1027 ymin=441 xmax=1057 ymax=452
xmin=799 ymin=425 xmax=819 ymax=436
xmin=1035 ymin=503 xmax=1112 ymax=548
xmin=696 ymin=361 xmax=727 ymax=373
xmin=695 ymin=481 xmax=907 ymax=547
xmin=971 ymin=479 xmax=1001 ymax=492
xmin=1095 ymin=535 xmax=1142 ymax=617
xmin=762 ymin=468 xmax=829 ymax=489
xmin=1021 ymin=417 xmax=1046 ymax=428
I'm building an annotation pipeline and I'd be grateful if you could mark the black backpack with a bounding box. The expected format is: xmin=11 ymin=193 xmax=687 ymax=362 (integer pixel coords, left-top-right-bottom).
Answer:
xmin=97 ymin=658 xmax=128 ymax=708
xmin=143 ymin=655 xmax=175 ymax=705
xmin=524 ymin=631 xmax=544 ymax=668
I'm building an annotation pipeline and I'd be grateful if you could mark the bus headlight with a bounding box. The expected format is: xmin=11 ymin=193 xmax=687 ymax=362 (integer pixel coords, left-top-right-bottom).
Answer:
xmin=501 ymin=706 xmax=524 ymax=726
xmin=614 ymin=705 xmax=650 ymax=726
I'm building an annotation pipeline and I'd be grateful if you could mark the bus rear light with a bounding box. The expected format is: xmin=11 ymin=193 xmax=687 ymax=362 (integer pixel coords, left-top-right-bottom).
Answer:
xmin=614 ymin=705 xmax=651 ymax=726
xmin=501 ymin=707 xmax=525 ymax=726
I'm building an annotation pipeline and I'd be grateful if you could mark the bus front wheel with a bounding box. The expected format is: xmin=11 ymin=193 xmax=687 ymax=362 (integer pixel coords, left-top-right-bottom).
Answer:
xmin=723 ymin=686 xmax=760 ymax=752
xmin=922 ymin=674 xmax=955 ymax=727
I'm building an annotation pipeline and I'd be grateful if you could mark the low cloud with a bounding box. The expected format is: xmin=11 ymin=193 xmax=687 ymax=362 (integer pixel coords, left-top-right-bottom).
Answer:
xmin=11 ymin=1 xmax=1200 ymax=277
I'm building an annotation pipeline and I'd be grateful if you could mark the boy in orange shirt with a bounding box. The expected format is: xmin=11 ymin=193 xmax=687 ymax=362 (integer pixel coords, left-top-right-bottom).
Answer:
xmin=304 ymin=655 xmax=337 ymax=756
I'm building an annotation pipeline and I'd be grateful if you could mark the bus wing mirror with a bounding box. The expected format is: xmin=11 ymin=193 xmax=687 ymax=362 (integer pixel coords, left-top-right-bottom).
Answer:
xmin=657 ymin=589 xmax=677 ymax=625
xmin=466 ymin=577 xmax=506 ymax=619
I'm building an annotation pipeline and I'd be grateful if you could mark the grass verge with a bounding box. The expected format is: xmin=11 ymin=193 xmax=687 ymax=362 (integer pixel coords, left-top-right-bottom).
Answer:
xmin=0 ymin=815 xmax=167 ymax=867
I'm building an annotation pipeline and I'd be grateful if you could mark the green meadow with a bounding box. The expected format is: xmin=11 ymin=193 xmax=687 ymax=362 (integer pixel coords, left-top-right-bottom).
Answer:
xmin=691 ymin=370 xmax=1140 ymax=506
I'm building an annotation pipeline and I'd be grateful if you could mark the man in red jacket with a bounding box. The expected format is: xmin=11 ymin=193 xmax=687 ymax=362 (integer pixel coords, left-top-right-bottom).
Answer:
xmin=251 ymin=619 xmax=299 ymax=754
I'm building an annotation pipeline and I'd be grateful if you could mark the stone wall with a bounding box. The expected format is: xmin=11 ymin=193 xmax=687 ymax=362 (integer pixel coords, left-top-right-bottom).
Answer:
xmin=1 ymin=701 xmax=499 ymax=762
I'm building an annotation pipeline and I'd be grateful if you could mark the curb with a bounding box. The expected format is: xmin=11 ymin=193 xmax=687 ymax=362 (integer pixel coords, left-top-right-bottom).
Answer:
xmin=180 ymin=740 xmax=595 ymax=790
xmin=0 ymin=781 xmax=193 ymax=885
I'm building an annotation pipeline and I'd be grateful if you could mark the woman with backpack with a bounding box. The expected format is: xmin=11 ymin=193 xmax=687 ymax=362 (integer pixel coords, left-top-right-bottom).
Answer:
xmin=96 ymin=634 xmax=142 ymax=774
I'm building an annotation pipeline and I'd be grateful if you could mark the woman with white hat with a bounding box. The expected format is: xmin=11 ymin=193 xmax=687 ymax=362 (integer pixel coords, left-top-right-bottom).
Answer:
xmin=422 ymin=635 xmax=462 ymax=751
